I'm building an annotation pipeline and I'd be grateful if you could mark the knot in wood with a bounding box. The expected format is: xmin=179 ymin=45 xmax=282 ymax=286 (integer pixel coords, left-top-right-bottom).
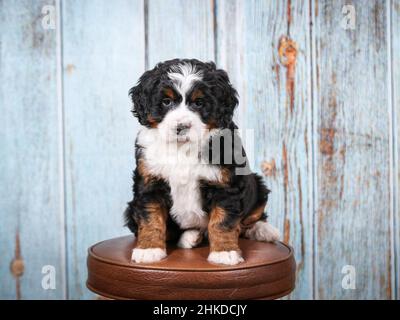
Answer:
xmin=261 ymin=159 xmax=277 ymax=177
xmin=10 ymin=258 xmax=24 ymax=277
xmin=278 ymin=36 xmax=298 ymax=67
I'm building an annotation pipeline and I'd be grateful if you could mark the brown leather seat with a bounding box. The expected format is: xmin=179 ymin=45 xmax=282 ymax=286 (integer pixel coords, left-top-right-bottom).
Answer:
xmin=87 ymin=236 xmax=296 ymax=300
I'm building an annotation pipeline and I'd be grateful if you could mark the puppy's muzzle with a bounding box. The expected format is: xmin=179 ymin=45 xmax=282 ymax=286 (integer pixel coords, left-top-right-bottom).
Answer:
xmin=176 ymin=123 xmax=191 ymax=136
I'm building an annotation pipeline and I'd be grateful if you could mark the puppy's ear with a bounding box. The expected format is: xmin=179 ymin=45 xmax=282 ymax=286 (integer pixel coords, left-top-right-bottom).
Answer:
xmin=129 ymin=69 xmax=158 ymax=126
xmin=209 ymin=69 xmax=238 ymax=128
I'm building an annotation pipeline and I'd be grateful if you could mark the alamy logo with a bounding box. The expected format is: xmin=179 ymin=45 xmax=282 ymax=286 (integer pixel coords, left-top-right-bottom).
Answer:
xmin=149 ymin=128 xmax=254 ymax=175
xmin=41 ymin=5 xmax=56 ymax=30
xmin=341 ymin=5 xmax=356 ymax=30
xmin=341 ymin=265 xmax=356 ymax=290
xmin=41 ymin=265 xmax=56 ymax=290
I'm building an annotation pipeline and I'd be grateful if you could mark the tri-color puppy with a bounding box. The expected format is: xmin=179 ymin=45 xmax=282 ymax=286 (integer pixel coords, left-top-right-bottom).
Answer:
xmin=124 ymin=59 xmax=280 ymax=265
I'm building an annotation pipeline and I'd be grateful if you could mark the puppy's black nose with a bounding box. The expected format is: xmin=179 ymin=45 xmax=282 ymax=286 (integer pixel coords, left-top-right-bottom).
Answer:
xmin=176 ymin=123 xmax=191 ymax=135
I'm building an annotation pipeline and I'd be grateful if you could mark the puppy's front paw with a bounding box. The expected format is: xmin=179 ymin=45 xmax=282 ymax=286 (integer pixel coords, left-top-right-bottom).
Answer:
xmin=207 ymin=251 xmax=244 ymax=265
xmin=131 ymin=248 xmax=166 ymax=263
xmin=177 ymin=229 xmax=202 ymax=248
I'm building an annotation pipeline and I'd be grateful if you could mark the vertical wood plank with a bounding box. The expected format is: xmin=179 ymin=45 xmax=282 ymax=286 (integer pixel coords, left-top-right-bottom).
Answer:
xmin=391 ymin=0 xmax=400 ymax=300
xmin=0 ymin=0 xmax=65 ymax=299
xmin=239 ymin=0 xmax=313 ymax=299
xmin=147 ymin=0 xmax=214 ymax=67
xmin=62 ymin=0 xmax=145 ymax=299
xmin=217 ymin=0 xmax=313 ymax=299
xmin=313 ymin=0 xmax=393 ymax=299
xmin=215 ymin=0 xmax=246 ymax=129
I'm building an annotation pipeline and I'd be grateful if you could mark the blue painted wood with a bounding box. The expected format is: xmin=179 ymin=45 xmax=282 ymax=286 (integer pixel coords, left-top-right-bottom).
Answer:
xmin=147 ymin=0 xmax=214 ymax=67
xmin=216 ymin=0 xmax=314 ymax=299
xmin=61 ymin=0 xmax=145 ymax=299
xmin=391 ymin=0 xmax=400 ymax=300
xmin=0 ymin=0 xmax=399 ymax=300
xmin=313 ymin=0 xmax=393 ymax=299
xmin=0 ymin=0 xmax=65 ymax=299
xmin=215 ymin=0 xmax=246 ymax=129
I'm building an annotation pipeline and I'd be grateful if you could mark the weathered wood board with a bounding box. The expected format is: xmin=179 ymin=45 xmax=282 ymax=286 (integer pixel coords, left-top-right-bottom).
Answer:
xmin=0 ymin=0 xmax=65 ymax=299
xmin=313 ymin=0 xmax=393 ymax=299
xmin=215 ymin=0 xmax=246 ymax=130
xmin=62 ymin=0 xmax=145 ymax=299
xmin=146 ymin=0 xmax=215 ymax=67
xmin=392 ymin=0 xmax=400 ymax=299
xmin=0 ymin=0 xmax=399 ymax=300
xmin=216 ymin=0 xmax=314 ymax=299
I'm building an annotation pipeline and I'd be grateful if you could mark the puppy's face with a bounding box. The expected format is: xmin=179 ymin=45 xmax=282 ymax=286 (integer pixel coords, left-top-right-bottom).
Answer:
xmin=129 ymin=59 xmax=238 ymax=143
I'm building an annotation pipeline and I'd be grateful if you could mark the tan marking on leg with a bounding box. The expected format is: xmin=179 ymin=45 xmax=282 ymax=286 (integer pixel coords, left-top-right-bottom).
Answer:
xmin=208 ymin=207 xmax=240 ymax=252
xmin=241 ymin=203 xmax=266 ymax=227
xmin=137 ymin=159 xmax=158 ymax=185
xmin=136 ymin=203 xmax=167 ymax=249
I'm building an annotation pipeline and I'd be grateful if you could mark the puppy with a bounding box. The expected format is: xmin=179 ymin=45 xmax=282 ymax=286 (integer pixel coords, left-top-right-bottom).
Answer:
xmin=124 ymin=59 xmax=280 ymax=265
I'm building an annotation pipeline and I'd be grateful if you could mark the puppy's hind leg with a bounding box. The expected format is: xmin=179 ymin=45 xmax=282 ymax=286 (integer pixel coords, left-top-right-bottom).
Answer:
xmin=241 ymin=203 xmax=280 ymax=242
xmin=244 ymin=220 xmax=281 ymax=242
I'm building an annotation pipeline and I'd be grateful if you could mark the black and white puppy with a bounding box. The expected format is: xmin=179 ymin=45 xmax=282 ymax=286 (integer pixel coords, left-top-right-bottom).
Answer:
xmin=124 ymin=59 xmax=280 ymax=265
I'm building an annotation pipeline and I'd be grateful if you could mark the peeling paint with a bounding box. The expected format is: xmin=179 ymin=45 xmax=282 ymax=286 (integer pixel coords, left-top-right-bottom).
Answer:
xmin=318 ymin=69 xmax=343 ymax=217
xmin=282 ymin=142 xmax=289 ymax=187
xmin=261 ymin=159 xmax=276 ymax=177
xmin=274 ymin=63 xmax=280 ymax=91
xmin=66 ymin=64 xmax=76 ymax=74
xmin=387 ymin=250 xmax=392 ymax=299
xmin=304 ymin=128 xmax=308 ymax=156
xmin=319 ymin=128 xmax=336 ymax=155
xmin=372 ymin=2 xmax=384 ymax=49
xmin=278 ymin=36 xmax=298 ymax=114
xmin=339 ymin=174 xmax=344 ymax=199
xmin=286 ymin=0 xmax=292 ymax=33
xmin=297 ymin=171 xmax=305 ymax=272
xmin=10 ymin=232 xmax=24 ymax=300
xmin=282 ymin=143 xmax=289 ymax=245
xmin=283 ymin=218 xmax=291 ymax=244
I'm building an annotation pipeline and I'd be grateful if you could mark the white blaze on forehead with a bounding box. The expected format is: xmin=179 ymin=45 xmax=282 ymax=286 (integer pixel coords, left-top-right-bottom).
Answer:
xmin=160 ymin=62 xmax=207 ymax=144
xmin=167 ymin=63 xmax=203 ymax=97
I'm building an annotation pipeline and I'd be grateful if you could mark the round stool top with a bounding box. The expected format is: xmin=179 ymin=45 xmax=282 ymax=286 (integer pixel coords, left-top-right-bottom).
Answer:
xmin=87 ymin=236 xmax=296 ymax=300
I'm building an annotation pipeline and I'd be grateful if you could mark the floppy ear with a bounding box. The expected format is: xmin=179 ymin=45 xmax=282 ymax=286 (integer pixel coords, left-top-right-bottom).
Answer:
xmin=210 ymin=69 xmax=239 ymax=128
xmin=129 ymin=69 xmax=158 ymax=126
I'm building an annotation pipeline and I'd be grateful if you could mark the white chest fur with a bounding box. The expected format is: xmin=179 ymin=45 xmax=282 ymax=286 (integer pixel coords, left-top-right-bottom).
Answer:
xmin=137 ymin=128 xmax=222 ymax=230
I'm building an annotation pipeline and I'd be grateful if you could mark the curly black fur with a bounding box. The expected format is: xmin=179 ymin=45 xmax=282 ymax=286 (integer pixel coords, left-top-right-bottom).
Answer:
xmin=129 ymin=59 xmax=238 ymax=128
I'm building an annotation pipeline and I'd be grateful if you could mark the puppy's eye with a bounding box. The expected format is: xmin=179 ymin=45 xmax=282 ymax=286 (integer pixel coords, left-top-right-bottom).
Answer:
xmin=162 ymin=98 xmax=173 ymax=107
xmin=194 ymin=98 xmax=204 ymax=107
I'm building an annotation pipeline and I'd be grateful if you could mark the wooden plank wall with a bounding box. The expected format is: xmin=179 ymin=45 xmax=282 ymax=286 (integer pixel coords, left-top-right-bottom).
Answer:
xmin=0 ymin=0 xmax=65 ymax=299
xmin=147 ymin=0 xmax=214 ymax=66
xmin=392 ymin=0 xmax=400 ymax=300
xmin=217 ymin=0 xmax=313 ymax=300
xmin=61 ymin=0 xmax=145 ymax=299
xmin=313 ymin=0 xmax=392 ymax=299
xmin=0 ymin=0 xmax=398 ymax=299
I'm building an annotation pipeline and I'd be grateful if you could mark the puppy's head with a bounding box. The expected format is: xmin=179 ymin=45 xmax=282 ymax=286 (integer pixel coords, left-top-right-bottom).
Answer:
xmin=129 ymin=59 xmax=238 ymax=143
